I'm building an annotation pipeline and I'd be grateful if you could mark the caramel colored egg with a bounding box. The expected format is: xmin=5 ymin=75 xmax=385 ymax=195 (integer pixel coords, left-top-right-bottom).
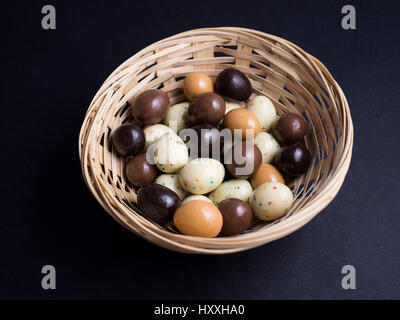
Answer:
xmin=223 ymin=108 xmax=261 ymax=139
xmin=173 ymin=200 xmax=223 ymax=238
xmin=184 ymin=73 xmax=214 ymax=101
xmin=250 ymin=164 xmax=285 ymax=189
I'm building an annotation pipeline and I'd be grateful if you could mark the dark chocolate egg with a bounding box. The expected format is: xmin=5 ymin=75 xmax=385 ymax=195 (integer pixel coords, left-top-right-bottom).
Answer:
xmin=219 ymin=198 xmax=253 ymax=236
xmin=183 ymin=124 xmax=222 ymax=159
xmin=272 ymin=113 xmax=308 ymax=144
xmin=137 ymin=184 xmax=180 ymax=225
xmin=215 ymin=68 xmax=252 ymax=101
xmin=275 ymin=144 xmax=311 ymax=176
xmin=187 ymin=92 xmax=226 ymax=125
xmin=125 ymin=153 xmax=159 ymax=187
xmin=225 ymin=141 xmax=262 ymax=179
xmin=111 ymin=124 xmax=145 ymax=156
xmin=131 ymin=89 xmax=170 ymax=126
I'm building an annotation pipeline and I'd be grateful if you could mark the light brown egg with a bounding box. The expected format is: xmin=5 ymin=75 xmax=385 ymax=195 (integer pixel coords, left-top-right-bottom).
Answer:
xmin=184 ymin=73 xmax=214 ymax=101
xmin=223 ymin=108 xmax=261 ymax=139
xmin=173 ymin=200 xmax=223 ymax=238
xmin=250 ymin=163 xmax=285 ymax=189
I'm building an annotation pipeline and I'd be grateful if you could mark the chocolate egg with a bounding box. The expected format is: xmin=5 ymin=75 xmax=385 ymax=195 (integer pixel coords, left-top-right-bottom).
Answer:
xmin=215 ymin=68 xmax=252 ymax=101
xmin=131 ymin=89 xmax=170 ymax=126
xmin=223 ymin=108 xmax=261 ymax=139
xmin=184 ymin=72 xmax=214 ymax=101
xmin=173 ymin=200 xmax=223 ymax=237
xmin=219 ymin=198 xmax=253 ymax=236
xmin=246 ymin=95 xmax=277 ymax=132
xmin=225 ymin=141 xmax=262 ymax=179
xmin=209 ymin=179 xmax=253 ymax=206
xmin=137 ymin=184 xmax=181 ymax=225
xmin=111 ymin=124 xmax=145 ymax=156
xmin=187 ymin=92 xmax=226 ymax=125
xmin=125 ymin=153 xmax=159 ymax=187
xmin=250 ymin=182 xmax=293 ymax=221
xmin=250 ymin=164 xmax=285 ymax=189
xmin=275 ymin=144 xmax=312 ymax=176
xmin=181 ymin=195 xmax=213 ymax=205
xmin=253 ymin=132 xmax=280 ymax=164
xmin=272 ymin=112 xmax=308 ymax=144
xmin=164 ymin=102 xmax=190 ymax=133
xmin=184 ymin=124 xmax=222 ymax=159
xmin=155 ymin=174 xmax=188 ymax=200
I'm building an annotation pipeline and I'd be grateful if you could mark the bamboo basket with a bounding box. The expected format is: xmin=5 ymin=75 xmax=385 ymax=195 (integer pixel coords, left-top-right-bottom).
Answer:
xmin=79 ymin=27 xmax=353 ymax=254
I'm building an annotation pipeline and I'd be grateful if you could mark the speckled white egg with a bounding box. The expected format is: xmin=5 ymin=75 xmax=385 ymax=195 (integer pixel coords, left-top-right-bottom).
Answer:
xmin=250 ymin=182 xmax=293 ymax=221
xmin=143 ymin=124 xmax=175 ymax=149
xmin=181 ymin=195 xmax=213 ymax=205
xmin=152 ymin=132 xmax=189 ymax=173
xmin=208 ymin=179 xmax=253 ymax=205
xmin=180 ymin=158 xmax=225 ymax=195
xmin=155 ymin=174 xmax=188 ymax=200
xmin=163 ymin=102 xmax=190 ymax=133
xmin=254 ymin=132 xmax=281 ymax=164
xmin=246 ymin=95 xmax=277 ymax=132
xmin=225 ymin=101 xmax=242 ymax=114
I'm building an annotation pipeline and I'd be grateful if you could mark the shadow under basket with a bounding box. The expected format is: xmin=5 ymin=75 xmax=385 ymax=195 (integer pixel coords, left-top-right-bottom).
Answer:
xmin=79 ymin=27 xmax=353 ymax=254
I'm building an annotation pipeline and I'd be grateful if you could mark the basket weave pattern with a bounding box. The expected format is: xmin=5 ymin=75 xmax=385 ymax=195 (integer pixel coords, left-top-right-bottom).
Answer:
xmin=79 ymin=27 xmax=353 ymax=254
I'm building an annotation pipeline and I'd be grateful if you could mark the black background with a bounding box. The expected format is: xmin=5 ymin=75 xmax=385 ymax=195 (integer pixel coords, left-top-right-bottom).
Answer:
xmin=0 ymin=0 xmax=399 ymax=299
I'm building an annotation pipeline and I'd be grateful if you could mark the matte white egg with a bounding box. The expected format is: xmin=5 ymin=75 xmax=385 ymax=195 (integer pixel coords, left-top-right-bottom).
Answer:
xmin=152 ymin=132 xmax=189 ymax=173
xmin=163 ymin=102 xmax=190 ymax=133
xmin=246 ymin=95 xmax=277 ymax=132
xmin=181 ymin=195 xmax=213 ymax=205
xmin=143 ymin=124 xmax=175 ymax=149
xmin=180 ymin=158 xmax=225 ymax=194
xmin=254 ymin=132 xmax=281 ymax=164
xmin=250 ymin=182 xmax=293 ymax=221
xmin=155 ymin=174 xmax=188 ymax=200
xmin=208 ymin=179 xmax=253 ymax=205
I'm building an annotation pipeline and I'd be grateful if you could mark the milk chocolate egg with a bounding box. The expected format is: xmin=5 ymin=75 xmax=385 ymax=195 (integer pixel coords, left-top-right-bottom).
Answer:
xmin=180 ymin=158 xmax=225 ymax=194
xmin=250 ymin=182 xmax=293 ymax=221
xmin=155 ymin=174 xmax=188 ymax=200
xmin=209 ymin=179 xmax=253 ymax=205
xmin=163 ymin=102 xmax=190 ymax=133
xmin=181 ymin=195 xmax=213 ymax=205
xmin=111 ymin=124 xmax=145 ymax=156
xmin=143 ymin=124 xmax=175 ymax=149
xmin=246 ymin=95 xmax=277 ymax=132
xmin=184 ymin=73 xmax=214 ymax=101
xmin=187 ymin=92 xmax=226 ymax=125
xmin=215 ymin=68 xmax=252 ymax=101
xmin=272 ymin=112 xmax=308 ymax=144
xmin=254 ymin=132 xmax=280 ymax=163
xmin=173 ymin=200 xmax=223 ymax=237
xmin=223 ymin=108 xmax=261 ymax=139
xmin=132 ymin=89 xmax=170 ymax=126
xmin=184 ymin=124 xmax=222 ymax=159
xmin=125 ymin=153 xmax=159 ymax=187
xmin=137 ymin=184 xmax=181 ymax=224
xmin=250 ymin=164 xmax=284 ymax=189
xmin=275 ymin=144 xmax=311 ymax=176
xmin=152 ymin=132 xmax=189 ymax=173
xmin=219 ymin=198 xmax=253 ymax=236
xmin=225 ymin=142 xmax=262 ymax=179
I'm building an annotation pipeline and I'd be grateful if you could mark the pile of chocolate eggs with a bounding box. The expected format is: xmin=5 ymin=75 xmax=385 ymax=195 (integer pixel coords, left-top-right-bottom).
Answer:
xmin=111 ymin=68 xmax=312 ymax=238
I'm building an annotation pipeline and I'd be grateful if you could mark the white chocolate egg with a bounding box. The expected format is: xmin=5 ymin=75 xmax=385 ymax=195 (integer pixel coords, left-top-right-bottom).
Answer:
xmin=224 ymin=101 xmax=242 ymax=114
xmin=181 ymin=195 xmax=213 ymax=205
xmin=143 ymin=124 xmax=175 ymax=149
xmin=208 ymin=179 xmax=253 ymax=205
xmin=180 ymin=158 xmax=225 ymax=194
xmin=246 ymin=95 xmax=277 ymax=132
xmin=250 ymin=182 xmax=293 ymax=221
xmin=154 ymin=174 xmax=188 ymax=200
xmin=163 ymin=102 xmax=190 ymax=133
xmin=152 ymin=132 xmax=189 ymax=173
xmin=254 ymin=132 xmax=281 ymax=164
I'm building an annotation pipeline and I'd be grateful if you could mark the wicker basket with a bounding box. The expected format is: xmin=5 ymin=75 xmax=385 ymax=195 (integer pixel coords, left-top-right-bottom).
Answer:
xmin=79 ymin=27 xmax=353 ymax=254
